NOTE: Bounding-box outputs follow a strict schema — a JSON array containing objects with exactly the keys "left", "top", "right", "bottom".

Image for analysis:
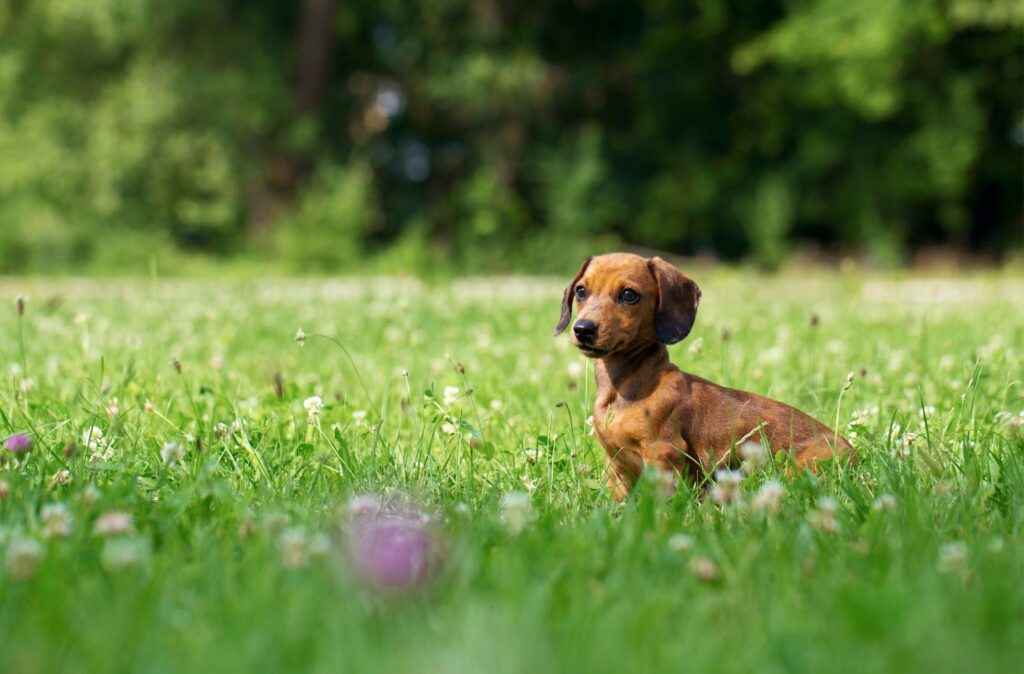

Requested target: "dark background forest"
[{"left": 0, "top": 0, "right": 1021, "bottom": 274}]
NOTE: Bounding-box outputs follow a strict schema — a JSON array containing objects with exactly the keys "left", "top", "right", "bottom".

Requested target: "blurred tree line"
[{"left": 0, "top": 0, "right": 1020, "bottom": 273}]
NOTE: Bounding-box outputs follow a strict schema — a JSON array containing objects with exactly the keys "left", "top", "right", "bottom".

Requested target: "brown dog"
[{"left": 555, "top": 253, "right": 853, "bottom": 500}]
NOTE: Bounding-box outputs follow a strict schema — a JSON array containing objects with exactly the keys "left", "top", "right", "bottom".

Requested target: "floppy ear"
[
  {"left": 647, "top": 256, "right": 701, "bottom": 344},
  {"left": 553, "top": 257, "right": 592, "bottom": 336}
]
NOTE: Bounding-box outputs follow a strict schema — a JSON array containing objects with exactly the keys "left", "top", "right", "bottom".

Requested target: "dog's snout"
[{"left": 573, "top": 320, "right": 598, "bottom": 342}]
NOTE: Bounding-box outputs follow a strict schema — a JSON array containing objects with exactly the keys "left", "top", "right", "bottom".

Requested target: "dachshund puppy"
[{"left": 555, "top": 253, "right": 853, "bottom": 500}]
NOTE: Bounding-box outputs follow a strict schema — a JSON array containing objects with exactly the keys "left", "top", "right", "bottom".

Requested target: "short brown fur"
[{"left": 555, "top": 253, "right": 853, "bottom": 500}]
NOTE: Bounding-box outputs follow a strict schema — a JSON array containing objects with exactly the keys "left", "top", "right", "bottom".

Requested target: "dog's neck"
[{"left": 595, "top": 342, "right": 669, "bottom": 401}]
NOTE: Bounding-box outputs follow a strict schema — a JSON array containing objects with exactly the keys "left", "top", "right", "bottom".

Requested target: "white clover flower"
[
  {"left": 500, "top": 492, "right": 533, "bottom": 535},
  {"left": 40, "top": 503, "right": 72, "bottom": 539},
  {"left": 443, "top": 386, "right": 460, "bottom": 407},
  {"left": 524, "top": 449, "right": 544, "bottom": 464},
  {"left": 667, "top": 533, "right": 694, "bottom": 552},
  {"left": 690, "top": 556, "right": 719, "bottom": 583},
  {"left": 19, "top": 378, "right": 35, "bottom": 393},
  {"left": 294, "top": 329, "right": 307, "bottom": 344},
  {"left": 751, "top": 480, "right": 785, "bottom": 515},
  {"left": 937, "top": 541, "right": 968, "bottom": 573},
  {"left": 809, "top": 497, "right": 839, "bottom": 533},
  {"left": 872, "top": 493, "right": 897, "bottom": 512},
  {"left": 83, "top": 485, "right": 101, "bottom": 507},
  {"left": 738, "top": 440, "right": 769, "bottom": 472},
  {"left": 93, "top": 511, "right": 133, "bottom": 537},
  {"left": 351, "top": 409, "right": 368, "bottom": 423},
  {"left": 106, "top": 398, "right": 120, "bottom": 416},
  {"left": 48, "top": 469, "right": 71, "bottom": 490},
  {"left": 710, "top": 469, "right": 744, "bottom": 506},
  {"left": 441, "top": 421, "right": 458, "bottom": 435},
  {"left": 161, "top": 441, "right": 184, "bottom": 467},
  {"left": 489, "top": 399, "right": 503, "bottom": 411},
  {"left": 5, "top": 537, "right": 44, "bottom": 581},
  {"left": 82, "top": 426, "right": 105, "bottom": 451},
  {"left": 279, "top": 527, "right": 309, "bottom": 569},
  {"left": 303, "top": 396, "right": 324, "bottom": 415},
  {"left": 566, "top": 361, "right": 584, "bottom": 380},
  {"left": 100, "top": 537, "right": 151, "bottom": 572},
  {"left": 143, "top": 400, "right": 156, "bottom": 413},
  {"left": 687, "top": 337, "right": 704, "bottom": 355}
]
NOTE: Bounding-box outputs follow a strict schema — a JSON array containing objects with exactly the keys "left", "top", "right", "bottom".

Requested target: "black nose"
[{"left": 573, "top": 320, "right": 597, "bottom": 342}]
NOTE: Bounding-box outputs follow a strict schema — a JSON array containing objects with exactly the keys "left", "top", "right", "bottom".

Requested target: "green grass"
[{"left": 0, "top": 271, "right": 1021, "bottom": 673}]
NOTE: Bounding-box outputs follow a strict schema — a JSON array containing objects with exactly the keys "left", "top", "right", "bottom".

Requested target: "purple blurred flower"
[
  {"left": 346, "top": 496, "right": 439, "bottom": 592},
  {"left": 4, "top": 433, "right": 32, "bottom": 455}
]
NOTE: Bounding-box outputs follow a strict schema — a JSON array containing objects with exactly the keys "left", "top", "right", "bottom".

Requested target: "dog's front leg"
[
  {"left": 605, "top": 448, "right": 643, "bottom": 502},
  {"left": 643, "top": 439, "right": 693, "bottom": 496}
]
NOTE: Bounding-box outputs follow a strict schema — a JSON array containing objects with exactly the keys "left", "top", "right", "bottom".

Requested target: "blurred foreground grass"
[{"left": 0, "top": 271, "right": 1021, "bottom": 673}]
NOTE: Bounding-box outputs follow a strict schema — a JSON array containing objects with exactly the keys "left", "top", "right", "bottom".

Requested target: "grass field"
[{"left": 1, "top": 271, "right": 1022, "bottom": 673}]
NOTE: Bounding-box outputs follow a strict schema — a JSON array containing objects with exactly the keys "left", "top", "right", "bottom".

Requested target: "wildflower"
[
  {"left": 351, "top": 409, "right": 368, "bottom": 423},
  {"left": 160, "top": 441, "right": 184, "bottom": 467},
  {"left": 687, "top": 337, "right": 704, "bottom": 355},
  {"left": 210, "top": 356, "right": 224, "bottom": 370},
  {"left": 443, "top": 386, "right": 460, "bottom": 407},
  {"left": 19, "top": 378, "right": 35, "bottom": 392},
  {"left": 919, "top": 405, "right": 936, "bottom": 418},
  {"left": 649, "top": 468, "right": 676, "bottom": 500},
  {"left": 304, "top": 396, "right": 324, "bottom": 415},
  {"left": 348, "top": 510, "right": 439, "bottom": 592},
  {"left": 843, "top": 371, "right": 855, "bottom": 391},
  {"left": 15, "top": 295, "right": 25, "bottom": 316},
  {"left": 0, "top": 480, "right": 9, "bottom": 499},
  {"left": 143, "top": 400, "right": 156, "bottom": 413},
  {"left": 500, "top": 492, "right": 533, "bottom": 535},
  {"left": 525, "top": 449, "right": 543, "bottom": 464},
  {"left": 809, "top": 497, "right": 839, "bottom": 533},
  {"left": 453, "top": 502, "right": 470, "bottom": 517},
  {"left": 4, "top": 433, "right": 32, "bottom": 455},
  {"left": 295, "top": 329, "right": 307, "bottom": 344},
  {"left": 441, "top": 422, "right": 458, "bottom": 435},
  {"left": 937, "top": 541, "right": 968, "bottom": 573},
  {"left": 309, "top": 532, "right": 332, "bottom": 559},
  {"left": 751, "top": 481, "right": 785, "bottom": 515},
  {"left": 690, "top": 556, "right": 719, "bottom": 583},
  {"left": 667, "top": 534, "right": 694, "bottom": 552},
  {"left": 489, "top": 399, "right": 503, "bottom": 411},
  {"left": 100, "top": 537, "right": 151, "bottom": 572},
  {"left": 40, "top": 503, "right": 72, "bottom": 539},
  {"left": 93, "top": 511, "right": 133, "bottom": 536},
  {"left": 738, "top": 440, "right": 768, "bottom": 472},
  {"left": 82, "top": 485, "right": 101, "bottom": 507},
  {"left": 567, "top": 361, "right": 584, "bottom": 381},
  {"left": 82, "top": 426, "right": 104, "bottom": 451},
  {"left": 6, "top": 538, "right": 44, "bottom": 580},
  {"left": 279, "top": 527, "right": 310, "bottom": 569},
  {"left": 106, "top": 398, "right": 119, "bottom": 416},
  {"left": 710, "top": 469, "right": 744, "bottom": 506},
  {"left": 872, "top": 493, "right": 897, "bottom": 512},
  {"left": 48, "top": 469, "right": 71, "bottom": 489}
]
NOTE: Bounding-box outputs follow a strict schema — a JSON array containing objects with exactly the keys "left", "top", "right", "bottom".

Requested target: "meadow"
[{"left": 0, "top": 270, "right": 1021, "bottom": 673}]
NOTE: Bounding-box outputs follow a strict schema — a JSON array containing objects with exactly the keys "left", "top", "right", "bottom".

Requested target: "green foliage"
[{"left": 0, "top": 0, "right": 1020, "bottom": 272}]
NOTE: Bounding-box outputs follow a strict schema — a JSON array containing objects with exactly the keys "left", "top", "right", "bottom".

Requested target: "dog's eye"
[
  {"left": 575, "top": 285, "right": 587, "bottom": 300},
  {"left": 619, "top": 288, "right": 640, "bottom": 304}
]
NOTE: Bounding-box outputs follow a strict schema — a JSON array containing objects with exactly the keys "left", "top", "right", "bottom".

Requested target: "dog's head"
[{"left": 554, "top": 253, "right": 701, "bottom": 357}]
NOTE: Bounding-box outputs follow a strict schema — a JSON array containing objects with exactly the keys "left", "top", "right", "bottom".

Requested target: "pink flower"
[
  {"left": 347, "top": 503, "right": 439, "bottom": 593},
  {"left": 4, "top": 433, "right": 32, "bottom": 455}
]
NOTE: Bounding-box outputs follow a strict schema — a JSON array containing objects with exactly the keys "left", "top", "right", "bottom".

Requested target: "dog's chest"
[{"left": 593, "top": 394, "right": 649, "bottom": 452}]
